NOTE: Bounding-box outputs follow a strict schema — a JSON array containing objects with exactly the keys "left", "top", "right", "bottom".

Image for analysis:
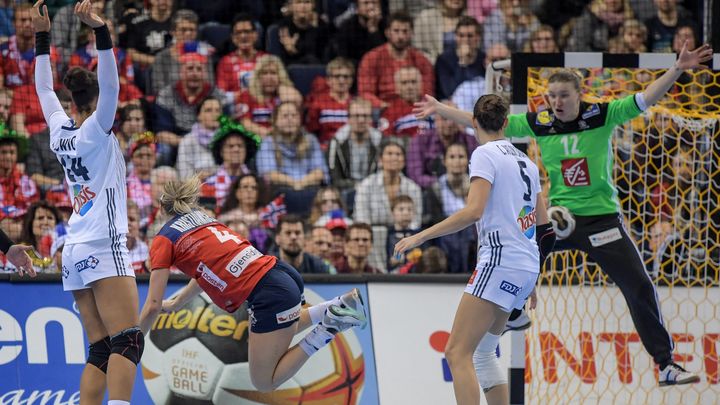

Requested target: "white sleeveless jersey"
[
  {"left": 469, "top": 139, "right": 541, "bottom": 273},
  {"left": 50, "top": 113, "right": 127, "bottom": 244}
]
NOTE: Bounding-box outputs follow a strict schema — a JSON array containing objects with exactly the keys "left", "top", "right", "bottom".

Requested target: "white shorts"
[
  {"left": 61, "top": 235, "right": 135, "bottom": 291},
  {"left": 464, "top": 265, "right": 538, "bottom": 312}
]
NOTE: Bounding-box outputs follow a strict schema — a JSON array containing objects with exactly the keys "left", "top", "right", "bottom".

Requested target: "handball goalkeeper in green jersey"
[{"left": 414, "top": 41, "right": 713, "bottom": 386}]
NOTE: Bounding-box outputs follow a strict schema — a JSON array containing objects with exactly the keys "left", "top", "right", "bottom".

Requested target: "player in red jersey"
[{"left": 139, "top": 176, "right": 368, "bottom": 392}]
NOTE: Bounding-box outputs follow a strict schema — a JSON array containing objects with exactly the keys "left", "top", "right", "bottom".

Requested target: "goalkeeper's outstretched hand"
[{"left": 675, "top": 41, "right": 713, "bottom": 70}]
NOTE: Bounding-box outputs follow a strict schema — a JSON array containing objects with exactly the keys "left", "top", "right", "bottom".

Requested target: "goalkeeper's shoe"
[
  {"left": 321, "top": 305, "right": 366, "bottom": 334},
  {"left": 659, "top": 362, "right": 700, "bottom": 386},
  {"left": 338, "top": 288, "right": 368, "bottom": 329},
  {"left": 502, "top": 308, "right": 531, "bottom": 335}
]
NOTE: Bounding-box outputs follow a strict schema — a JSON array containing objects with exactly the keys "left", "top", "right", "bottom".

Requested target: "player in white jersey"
[
  {"left": 395, "top": 94, "right": 556, "bottom": 405},
  {"left": 33, "top": 2, "right": 141, "bottom": 405}
]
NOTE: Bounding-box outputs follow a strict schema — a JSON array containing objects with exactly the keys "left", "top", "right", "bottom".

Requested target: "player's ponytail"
[
  {"left": 63, "top": 67, "right": 99, "bottom": 114},
  {"left": 160, "top": 176, "right": 201, "bottom": 216}
]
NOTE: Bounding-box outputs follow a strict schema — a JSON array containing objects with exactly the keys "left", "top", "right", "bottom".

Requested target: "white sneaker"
[
  {"left": 321, "top": 304, "right": 366, "bottom": 333},
  {"left": 338, "top": 288, "right": 368, "bottom": 328},
  {"left": 502, "top": 309, "right": 531, "bottom": 335},
  {"left": 659, "top": 363, "right": 700, "bottom": 386}
]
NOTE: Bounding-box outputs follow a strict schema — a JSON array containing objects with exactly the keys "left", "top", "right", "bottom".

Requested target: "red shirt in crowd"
[
  {"left": 0, "top": 37, "right": 60, "bottom": 87},
  {"left": 0, "top": 167, "right": 39, "bottom": 214},
  {"left": 380, "top": 95, "right": 431, "bottom": 137},
  {"left": 234, "top": 90, "right": 279, "bottom": 129},
  {"left": 150, "top": 210, "right": 275, "bottom": 313},
  {"left": 10, "top": 85, "right": 47, "bottom": 135},
  {"left": 357, "top": 44, "right": 434, "bottom": 106},
  {"left": 216, "top": 51, "right": 266, "bottom": 93},
  {"left": 304, "top": 92, "right": 350, "bottom": 147}
]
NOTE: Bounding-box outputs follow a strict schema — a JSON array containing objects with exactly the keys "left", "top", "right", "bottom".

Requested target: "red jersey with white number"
[{"left": 150, "top": 210, "right": 275, "bottom": 312}]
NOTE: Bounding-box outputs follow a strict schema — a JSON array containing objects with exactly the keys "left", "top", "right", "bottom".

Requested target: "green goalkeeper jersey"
[{"left": 505, "top": 94, "right": 643, "bottom": 216}]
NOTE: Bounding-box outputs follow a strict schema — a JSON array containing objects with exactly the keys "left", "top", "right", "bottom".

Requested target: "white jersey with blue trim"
[
  {"left": 50, "top": 114, "right": 127, "bottom": 244},
  {"left": 468, "top": 139, "right": 541, "bottom": 273}
]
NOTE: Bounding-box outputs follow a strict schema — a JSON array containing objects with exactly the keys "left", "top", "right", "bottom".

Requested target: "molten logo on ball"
[{"left": 141, "top": 290, "right": 365, "bottom": 404}]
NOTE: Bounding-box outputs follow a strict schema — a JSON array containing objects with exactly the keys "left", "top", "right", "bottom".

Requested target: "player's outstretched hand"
[
  {"left": 412, "top": 94, "right": 440, "bottom": 119},
  {"left": 8, "top": 245, "right": 36, "bottom": 277},
  {"left": 675, "top": 41, "right": 713, "bottom": 71},
  {"left": 31, "top": 0, "right": 51, "bottom": 33},
  {"left": 394, "top": 234, "right": 423, "bottom": 258},
  {"left": 75, "top": 0, "right": 105, "bottom": 28}
]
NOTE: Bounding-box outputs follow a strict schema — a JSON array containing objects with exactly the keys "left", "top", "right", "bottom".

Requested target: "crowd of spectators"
[{"left": 0, "top": 0, "right": 710, "bottom": 279}]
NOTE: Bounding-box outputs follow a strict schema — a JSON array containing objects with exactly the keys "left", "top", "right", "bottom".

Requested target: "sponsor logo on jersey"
[
  {"left": 72, "top": 184, "right": 97, "bottom": 215},
  {"left": 581, "top": 103, "right": 600, "bottom": 119},
  {"left": 75, "top": 255, "right": 99, "bottom": 273},
  {"left": 276, "top": 303, "right": 302, "bottom": 324},
  {"left": 499, "top": 280, "right": 521, "bottom": 296},
  {"left": 62, "top": 265, "right": 69, "bottom": 278},
  {"left": 225, "top": 246, "right": 262, "bottom": 278},
  {"left": 517, "top": 206, "right": 536, "bottom": 239},
  {"left": 536, "top": 110, "right": 554, "bottom": 126},
  {"left": 561, "top": 158, "right": 591, "bottom": 186},
  {"left": 578, "top": 120, "right": 588, "bottom": 130},
  {"left": 198, "top": 262, "right": 227, "bottom": 292}
]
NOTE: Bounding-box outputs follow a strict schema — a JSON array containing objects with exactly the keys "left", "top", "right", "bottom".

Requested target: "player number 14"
[{"left": 560, "top": 134, "right": 580, "bottom": 155}]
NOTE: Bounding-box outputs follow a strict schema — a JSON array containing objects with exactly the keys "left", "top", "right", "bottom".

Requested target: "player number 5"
[
  {"left": 517, "top": 161, "right": 532, "bottom": 202},
  {"left": 209, "top": 226, "right": 241, "bottom": 244}
]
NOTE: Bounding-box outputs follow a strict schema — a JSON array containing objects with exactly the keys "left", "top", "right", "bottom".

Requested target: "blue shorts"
[{"left": 246, "top": 260, "right": 305, "bottom": 333}]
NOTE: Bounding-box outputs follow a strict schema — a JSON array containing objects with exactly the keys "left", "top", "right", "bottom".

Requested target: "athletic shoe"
[
  {"left": 502, "top": 309, "right": 531, "bottom": 335},
  {"left": 338, "top": 288, "right": 368, "bottom": 328},
  {"left": 659, "top": 363, "right": 700, "bottom": 386},
  {"left": 321, "top": 304, "right": 367, "bottom": 333}
]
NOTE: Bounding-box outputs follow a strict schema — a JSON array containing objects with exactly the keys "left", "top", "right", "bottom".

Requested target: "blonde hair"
[
  {"left": 248, "top": 55, "right": 293, "bottom": 103},
  {"left": 160, "top": 176, "right": 201, "bottom": 215},
  {"left": 327, "top": 57, "right": 355, "bottom": 76}
]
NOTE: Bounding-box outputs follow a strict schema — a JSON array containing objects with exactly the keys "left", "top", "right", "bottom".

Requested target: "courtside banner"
[
  {"left": 0, "top": 282, "right": 378, "bottom": 405},
  {"left": 527, "top": 285, "right": 720, "bottom": 404},
  {"left": 368, "top": 283, "right": 513, "bottom": 405}
]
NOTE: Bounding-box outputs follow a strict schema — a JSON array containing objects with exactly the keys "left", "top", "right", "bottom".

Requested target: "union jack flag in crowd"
[{"left": 259, "top": 194, "right": 286, "bottom": 229}]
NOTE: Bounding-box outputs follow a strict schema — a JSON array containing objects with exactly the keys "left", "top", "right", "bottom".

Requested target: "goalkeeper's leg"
[{"left": 569, "top": 213, "right": 699, "bottom": 385}]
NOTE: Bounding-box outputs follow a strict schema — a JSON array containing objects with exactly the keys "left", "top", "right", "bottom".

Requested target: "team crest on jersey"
[
  {"left": 517, "top": 206, "right": 536, "bottom": 239},
  {"left": 72, "top": 184, "right": 97, "bottom": 215},
  {"left": 536, "top": 110, "right": 554, "bottom": 126},
  {"left": 581, "top": 103, "right": 600, "bottom": 119},
  {"left": 561, "top": 158, "right": 591, "bottom": 186},
  {"left": 75, "top": 255, "right": 99, "bottom": 273}
]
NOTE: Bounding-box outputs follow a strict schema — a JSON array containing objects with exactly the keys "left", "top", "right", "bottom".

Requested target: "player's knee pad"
[
  {"left": 87, "top": 336, "right": 112, "bottom": 373},
  {"left": 110, "top": 326, "right": 144, "bottom": 365},
  {"left": 473, "top": 333, "right": 506, "bottom": 391}
]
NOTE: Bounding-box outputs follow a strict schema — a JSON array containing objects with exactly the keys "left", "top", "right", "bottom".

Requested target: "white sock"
[
  {"left": 298, "top": 324, "right": 336, "bottom": 356},
  {"left": 108, "top": 401, "right": 130, "bottom": 405},
  {"left": 308, "top": 297, "right": 342, "bottom": 325}
]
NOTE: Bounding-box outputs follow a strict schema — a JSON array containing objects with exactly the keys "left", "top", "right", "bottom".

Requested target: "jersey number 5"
[
  {"left": 209, "top": 226, "right": 241, "bottom": 244},
  {"left": 60, "top": 156, "right": 90, "bottom": 182},
  {"left": 517, "top": 161, "right": 532, "bottom": 202}
]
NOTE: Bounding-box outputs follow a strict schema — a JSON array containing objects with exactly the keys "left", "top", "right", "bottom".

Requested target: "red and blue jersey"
[{"left": 150, "top": 210, "right": 275, "bottom": 312}]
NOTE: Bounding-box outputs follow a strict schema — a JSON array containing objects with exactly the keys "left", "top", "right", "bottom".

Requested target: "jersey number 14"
[{"left": 60, "top": 156, "right": 90, "bottom": 182}]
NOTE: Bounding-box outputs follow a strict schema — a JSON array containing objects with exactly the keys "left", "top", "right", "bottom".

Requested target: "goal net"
[{"left": 504, "top": 53, "right": 720, "bottom": 404}]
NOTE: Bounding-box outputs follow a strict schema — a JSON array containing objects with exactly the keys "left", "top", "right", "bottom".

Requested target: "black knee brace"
[
  {"left": 110, "top": 327, "right": 145, "bottom": 365},
  {"left": 87, "top": 336, "right": 112, "bottom": 373}
]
